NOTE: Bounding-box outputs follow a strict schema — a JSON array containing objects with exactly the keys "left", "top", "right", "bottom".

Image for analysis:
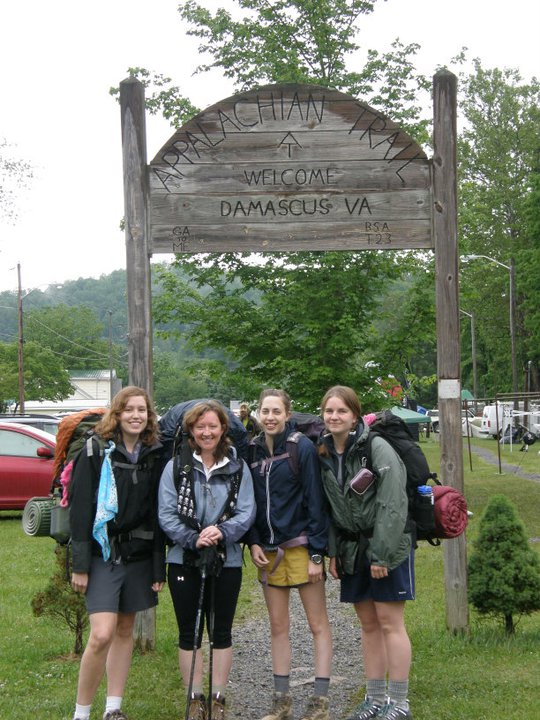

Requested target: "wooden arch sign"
[
  {"left": 148, "top": 83, "right": 432, "bottom": 253},
  {"left": 121, "top": 73, "right": 467, "bottom": 633}
]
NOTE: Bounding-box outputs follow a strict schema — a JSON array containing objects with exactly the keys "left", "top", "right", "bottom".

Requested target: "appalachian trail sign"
[{"left": 148, "top": 83, "right": 432, "bottom": 253}]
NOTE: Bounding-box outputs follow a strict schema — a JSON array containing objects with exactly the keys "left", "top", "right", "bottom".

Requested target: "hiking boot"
[
  {"left": 210, "top": 692, "right": 226, "bottom": 719},
  {"left": 103, "top": 711, "right": 129, "bottom": 720},
  {"left": 345, "top": 696, "right": 383, "bottom": 720},
  {"left": 260, "top": 692, "right": 293, "bottom": 720},
  {"left": 376, "top": 701, "right": 412, "bottom": 720},
  {"left": 187, "top": 693, "right": 208, "bottom": 720},
  {"left": 300, "top": 695, "right": 329, "bottom": 720}
]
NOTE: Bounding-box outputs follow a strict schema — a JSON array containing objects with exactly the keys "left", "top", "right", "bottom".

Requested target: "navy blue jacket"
[{"left": 246, "top": 423, "right": 328, "bottom": 556}]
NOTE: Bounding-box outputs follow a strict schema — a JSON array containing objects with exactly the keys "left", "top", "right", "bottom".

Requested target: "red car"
[{"left": 0, "top": 422, "right": 56, "bottom": 510}]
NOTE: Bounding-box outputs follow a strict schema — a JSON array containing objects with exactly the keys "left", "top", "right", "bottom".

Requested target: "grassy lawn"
[{"left": 1, "top": 436, "right": 539, "bottom": 719}]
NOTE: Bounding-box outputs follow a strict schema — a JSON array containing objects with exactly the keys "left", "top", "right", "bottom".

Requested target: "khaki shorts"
[{"left": 258, "top": 545, "right": 310, "bottom": 588}]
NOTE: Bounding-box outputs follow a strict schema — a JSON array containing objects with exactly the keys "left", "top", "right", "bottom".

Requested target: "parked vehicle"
[
  {"left": 0, "top": 422, "right": 56, "bottom": 510},
  {"left": 426, "top": 408, "right": 476, "bottom": 435},
  {"left": 426, "top": 409, "right": 440, "bottom": 432},
  {"left": 481, "top": 403, "right": 512, "bottom": 438},
  {"left": 0, "top": 414, "right": 60, "bottom": 436}
]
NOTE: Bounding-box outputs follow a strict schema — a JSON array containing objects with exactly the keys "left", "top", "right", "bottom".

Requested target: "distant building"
[{"left": 24, "top": 369, "right": 121, "bottom": 415}]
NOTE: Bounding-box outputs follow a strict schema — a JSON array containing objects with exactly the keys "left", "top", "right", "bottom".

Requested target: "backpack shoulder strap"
[
  {"left": 85, "top": 434, "right": 107, "bottom": 457},
  {"left": 217, "top": 467, "right": 243, "bottom": 524},
  {"left": 285, "top": 430, "right": 304, "bottom": 478}
]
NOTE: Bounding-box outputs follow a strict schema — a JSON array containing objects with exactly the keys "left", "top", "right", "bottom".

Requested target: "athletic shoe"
[
  {"left": 103, "top": 711, "right": 129, "bottom": 720},
  {"left": 187, "top": 693, "right": 208, "bottom": 720},
  {"left": 376, "top": 701, "right": 413, "bottom": 719},
  {"left": 211, "top": 692, "right": 226, "bottom": 719},
  {"left": 260, "top": 692, "right": 293, "bottom": 720},
  {"left": 300, "top": 695, "right": 329, "bottom": 720},
  {"left": 345, "top": 696, "right": 383, "bottom": 720}
]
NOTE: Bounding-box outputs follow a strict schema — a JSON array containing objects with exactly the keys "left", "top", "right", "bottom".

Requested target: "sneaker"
[
  {"left": 260, "top": 692, "right": 293, "bottom": 720},
  {"left": 187, "top": 693, "right": 208, "bottom": 720},
  {"left": 210, "top": 692, "right": 226, "bottom": 720},
  {"left": 376, "top": 701, "right": 413, "bottom": 720},
  {"left": 345, "top": 696, "right": 383, "bottom": 720},
  {"left": 103, "top": 712, "right": 129, "bottom": 720},
  {"left": 300, "top": 695, "right": 329, "bottom": 720}
]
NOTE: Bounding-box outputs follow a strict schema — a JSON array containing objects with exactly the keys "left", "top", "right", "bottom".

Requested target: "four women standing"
[{"left": 69, "top": 385, "right": 414, "bottom": 720}]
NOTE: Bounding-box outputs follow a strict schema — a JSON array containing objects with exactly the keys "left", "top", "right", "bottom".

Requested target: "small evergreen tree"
[
  {"left": 31, "top": 544, "right": 88, "bottom": 655},
  {"left": 468, "top": 494, "right": 540, "bottom": 634}
]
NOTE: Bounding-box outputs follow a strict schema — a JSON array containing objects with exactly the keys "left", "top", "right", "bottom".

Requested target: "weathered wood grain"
[{"left": 148, "top": 83, "right": 431, "bottom": 252}]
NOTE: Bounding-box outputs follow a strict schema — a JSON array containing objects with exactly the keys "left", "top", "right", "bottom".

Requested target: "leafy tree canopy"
[
  {"left": 25, "top": 305, "right": 111, "bottom": 372},
  {"left": 458, "top": 63, "right": 540, "bottom": 394},
  {"left": 0, "top": 341, "right": 72, "bottom": 411}
]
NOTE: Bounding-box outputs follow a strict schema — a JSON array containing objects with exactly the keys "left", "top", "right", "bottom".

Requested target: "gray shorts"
[{"left": 85, "top": 556, "right": 158, "bottom": 615}]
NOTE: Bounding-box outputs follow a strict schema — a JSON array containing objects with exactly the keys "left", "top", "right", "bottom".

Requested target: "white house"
[{"left": 24, "top": 370, "right": 121, "bottom": 415}]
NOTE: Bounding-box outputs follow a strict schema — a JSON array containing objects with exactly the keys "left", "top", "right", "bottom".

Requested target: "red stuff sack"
[{"left": 432, "top": 484, "right": 469, "bottom": 539}]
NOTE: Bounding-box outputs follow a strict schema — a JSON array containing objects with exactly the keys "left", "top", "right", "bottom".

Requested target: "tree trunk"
[{"left": 504, "top": 612, "right": 515, "bottom": 634}]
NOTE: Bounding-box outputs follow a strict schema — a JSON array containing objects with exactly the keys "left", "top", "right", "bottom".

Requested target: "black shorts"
[
  {"left": 167, "top": 563, "right": 242, "bottom": 650},
  {"left": 340, "top": 551, "right": 415, "bottom": 603},
  {"left": 85, "top": 556, "right": 158, "bottom": 615}
]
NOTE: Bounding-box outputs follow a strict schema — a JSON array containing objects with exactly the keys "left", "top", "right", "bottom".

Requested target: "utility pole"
[
  {"left": 108, "top": 310, "right": 114, "bottom": 404},
  {"left": 17, "top": 263, "right": 25, "bottom": 414}
]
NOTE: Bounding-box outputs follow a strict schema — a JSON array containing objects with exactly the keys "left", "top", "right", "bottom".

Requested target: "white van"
[{"left": 481, "top": 403, "right": 512, "bottom": 437}]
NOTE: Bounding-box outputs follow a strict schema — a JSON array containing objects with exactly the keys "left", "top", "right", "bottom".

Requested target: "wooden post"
[
  {"left": 433, "top": 70, "right": 469, "bottom": 633},
  {"left": 17, "top": 263, "right": 25, "bottom": 413},
  {"left": 120, "top": 76, "right": 156, "bottom": 649},
  {"left": 120, "top": 76, "right": 153, "bottom": 395}
]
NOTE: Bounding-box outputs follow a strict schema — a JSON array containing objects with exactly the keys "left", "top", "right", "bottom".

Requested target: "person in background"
[
  {"left": 239, "top": 402, "right": 261, "bottom": 441},
  {"left": 159, "top": 400, "right": 255, "bottom": 720},
  {"left": 247, "top": 389, "right": 332, "bottom": 720},
  {"left": 70, "top": 386, "right": 165, "bottom": 720},
  {"left": 318, "top": 386, "right": 414, "bottom": 720}
]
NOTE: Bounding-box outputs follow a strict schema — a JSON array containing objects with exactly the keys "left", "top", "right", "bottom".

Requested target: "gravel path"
[
  {"left": 466, "top": 443, "right": 540, "bottom": 482},
  {"left": 227, "top": 577, "right": 363, "bottom": 720}
]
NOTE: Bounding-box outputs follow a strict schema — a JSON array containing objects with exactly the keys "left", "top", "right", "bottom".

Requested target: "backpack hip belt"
[
  {"left": 116, "top": 527, "right": 154, "bottom": 543},
  {"left": 261, "top": 533, "right": 308, "bottom": 584}
]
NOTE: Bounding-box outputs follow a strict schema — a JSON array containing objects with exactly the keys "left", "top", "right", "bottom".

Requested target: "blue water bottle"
[
  {"left": 416, "top": 484, "right": 435, "bottom": 536},
  {"left": 417, "top": 485, "right": 434, "bottom": 504}
]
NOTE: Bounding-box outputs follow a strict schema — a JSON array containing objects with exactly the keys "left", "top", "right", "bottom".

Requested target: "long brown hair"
[
  {"left": 95, "top": 386, "right": 159, "bottom": 446},
  {"left": 183, "top": 400, "right": 231, "bottom": 462}
]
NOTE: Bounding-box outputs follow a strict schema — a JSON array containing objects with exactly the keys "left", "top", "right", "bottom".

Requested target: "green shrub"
[
  {"left": 468, "top": 494, "right": 540, "bottom": 634},
  {"left": 31, "top": 544, "right": 88, "bottom": 655}
]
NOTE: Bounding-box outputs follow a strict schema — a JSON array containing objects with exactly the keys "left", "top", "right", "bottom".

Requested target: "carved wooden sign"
[{"left": 149, "top": 83, "right": 432, "bottom": 252}]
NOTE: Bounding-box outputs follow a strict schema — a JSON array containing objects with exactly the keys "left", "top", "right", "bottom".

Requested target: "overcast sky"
[{"left": 1, "top": 0, "right": 539, "bottom": 292}]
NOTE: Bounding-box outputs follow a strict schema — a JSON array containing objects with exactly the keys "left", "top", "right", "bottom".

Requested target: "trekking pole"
[
  {"left": 185, "top": 558, "right": 207, "bottom": 720},
  {"left": 207, "top": 573, "right": 216, "bottom": 720}
]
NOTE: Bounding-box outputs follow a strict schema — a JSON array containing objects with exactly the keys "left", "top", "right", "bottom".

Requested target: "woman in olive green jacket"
[{"left": 318, "top": 386, "right": 414, "bottom": 720}]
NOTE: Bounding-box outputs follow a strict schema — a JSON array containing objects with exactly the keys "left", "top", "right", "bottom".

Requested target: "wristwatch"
[{"left": 310, "top": 553, "right": 323, "bottom": 565}]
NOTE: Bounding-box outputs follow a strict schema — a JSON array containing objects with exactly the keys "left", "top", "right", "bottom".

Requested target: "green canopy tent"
[
  {"left": 389, "top": 406, "right": 431, "bottom": 425},
  {"left": 461, "top": 389, "right": 474, "bottom": 402}
]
